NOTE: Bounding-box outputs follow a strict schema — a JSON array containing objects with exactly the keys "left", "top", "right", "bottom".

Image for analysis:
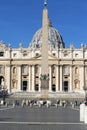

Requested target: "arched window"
[
  {"left": 74, "top": 79, "right": 80, "bottom": 89},
  {"left": 13, "top": 67, "right": 16, "bottom": 74},
  {"left": 0, "top": 52, "right": 4, "bottom": 57},
  {"left": 75, "top": 82, "right": 78, "bottom": 88},
  {"left": 13, "top": 81, "right": 16, "bottom": 88},
  {"left": 75, "top": 67, "right": 79, "bottom": 74}
]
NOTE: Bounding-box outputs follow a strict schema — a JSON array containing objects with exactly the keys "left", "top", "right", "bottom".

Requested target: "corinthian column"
[
  {"left": 70, "top": 65, "right": 73, "bottom": 92},
  {"left": 6, "top": 65, "right": 11, "bottom": 93},
  {"left": 18, "top": 65, "right": 21, "bottom": 91},
  {"left": 80, "top": 65, "right": 85, "bottom": 91},
  {"left": 60, "top": 65, "right": 63, "bottom": 92},
  {"left": 56, "top": 65, "right": 59, "bottom": 92},
  {"left": 49, "top": 65, "right": 52, "bottom": 92}
]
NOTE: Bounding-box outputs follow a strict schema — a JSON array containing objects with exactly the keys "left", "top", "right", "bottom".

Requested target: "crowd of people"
[{"left": 0, "top": 98, "right": 84, "bottom": 109}]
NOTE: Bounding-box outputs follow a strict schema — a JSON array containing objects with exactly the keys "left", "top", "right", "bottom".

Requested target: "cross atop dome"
[{"left": 44, "top": 0, "right": 47, "bottom": 8}]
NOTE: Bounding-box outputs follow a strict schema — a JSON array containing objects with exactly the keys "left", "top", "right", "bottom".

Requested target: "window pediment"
[{"left": 62, "top": 50, "right": 70, "bottom": 57}]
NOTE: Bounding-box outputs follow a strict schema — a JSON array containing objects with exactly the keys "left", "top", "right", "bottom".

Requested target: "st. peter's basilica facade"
[{"left": 0, "top": 1, "right": 86, "bottom": 99}]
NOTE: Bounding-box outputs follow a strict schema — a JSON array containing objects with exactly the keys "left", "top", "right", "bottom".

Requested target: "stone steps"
[{"left": 9, "top": 92, "right": 85, "bottom": 99}]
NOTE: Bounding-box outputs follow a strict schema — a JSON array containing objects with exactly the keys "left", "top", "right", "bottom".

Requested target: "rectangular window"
[
  {"left": 23, "top": 53, "right": 27, "bottom": 57},
  {"left": 75, "top": 53, "right": 78, "bottom": 58},
  {"left": 0, "top": 52, "right": 4, "bottom": 57}
]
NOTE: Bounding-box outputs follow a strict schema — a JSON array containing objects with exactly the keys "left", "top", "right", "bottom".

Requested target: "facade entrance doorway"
[
  {"left": 22, "top": 81, "right": 27, "bottom": 91},
  {"left": 63, "top": 81, "right": 68, "bottom": 92}
]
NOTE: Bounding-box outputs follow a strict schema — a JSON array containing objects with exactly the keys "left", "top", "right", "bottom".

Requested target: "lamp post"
[{"left": 83, "top": 86, "right": 87, "bottom": 101}]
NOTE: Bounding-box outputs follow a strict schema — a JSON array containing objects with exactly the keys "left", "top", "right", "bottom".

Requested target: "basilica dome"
[{"left": 30, "top": 21, "right": 65, "bottom": 49}]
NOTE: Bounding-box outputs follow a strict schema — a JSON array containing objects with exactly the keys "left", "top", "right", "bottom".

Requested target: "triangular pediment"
[
  {"left": 48, "top": 54, "right": 58, "bottom": 59},
  {"left": 30, "top": 54, "right": 57, "bottom": 60}
]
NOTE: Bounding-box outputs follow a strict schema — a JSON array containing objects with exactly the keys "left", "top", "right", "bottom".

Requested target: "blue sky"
[{"left": 0, "top": 0, "right": 87, "bottom": 48}]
